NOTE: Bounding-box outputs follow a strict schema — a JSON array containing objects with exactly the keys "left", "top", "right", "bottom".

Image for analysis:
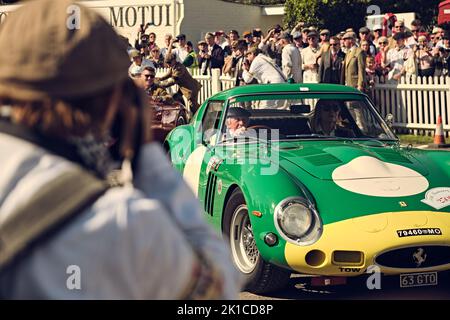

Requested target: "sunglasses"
[
  {"left": 380, "top": 41, "right": 388, "bottom": 45},
  {"left": 330, "top": 43, "right": 339, "bottom": 46},
  {"left": 374, "top": 29, "right": 382, "bottom": 32},
  {"left": 395, "top": 26, "right": 404, "bottom": 29},
  {"left": 144, "top": 74, "right": 155, "bottom": 79},
  {"left": 360, "top": 32, "right": 369, "bottom": 35},
  {"left": 411, "top": 29, "right": 419, "bottom": 33}
]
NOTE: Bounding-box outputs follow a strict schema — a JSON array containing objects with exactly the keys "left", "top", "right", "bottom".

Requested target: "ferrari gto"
[{"left": 164, "top": 83, "right": 450, "bottom": 293}]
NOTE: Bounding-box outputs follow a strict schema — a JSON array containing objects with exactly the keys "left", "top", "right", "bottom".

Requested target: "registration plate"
[{"left": 400, "top": 272, "right": 438, "bottom": 288}]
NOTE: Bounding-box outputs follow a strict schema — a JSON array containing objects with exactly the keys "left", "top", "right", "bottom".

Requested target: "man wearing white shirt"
[
  {"left": 384, "top": 32, "right": 413, "bottom": 81},
  {"left": 242, "top": 47, "right": 286, "bottom": 84},
  {"left": 128, "top": 49, "right": 155, "bottom": 78},
  {"left": 171, "top": 34, "right": 189, "bottom": 63},
  {"left": 301, "top": 31, "right": 320, "bottom": 83},
  {"left": 279, "top": 32, "right": 302, "bottom": 83}
]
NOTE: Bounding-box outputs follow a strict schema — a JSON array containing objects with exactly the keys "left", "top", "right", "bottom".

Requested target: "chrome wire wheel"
[{"left": 230, "top": 205, "right": 259, "bottom": 274}]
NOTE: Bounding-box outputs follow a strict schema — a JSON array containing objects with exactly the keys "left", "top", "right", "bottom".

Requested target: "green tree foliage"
[
  {"left": 221, "top": 0, "right": 285, "bottom": 4},
  {"left": 284, "top": 0, "right": 442, "bottom": 34}
]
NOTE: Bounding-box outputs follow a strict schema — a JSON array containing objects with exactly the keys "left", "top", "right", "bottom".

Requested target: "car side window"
[{"left": 201, "top": 101, "right": 224, "bottom": 145}]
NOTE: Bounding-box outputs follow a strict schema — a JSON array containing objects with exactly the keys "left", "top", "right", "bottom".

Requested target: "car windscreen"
[{"left": 224, "top": 93, "right": 397, "bottom": 141}]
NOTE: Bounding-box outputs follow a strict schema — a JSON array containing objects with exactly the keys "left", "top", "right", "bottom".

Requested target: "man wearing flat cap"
[
  {"left": 0, "top": 0, "right": 240, "bottom": 299},
  {"left": 158, "top": 53, "right": 202, "bottom": 114},
  {"left": 279, "top": 32, "right": 302, "bottom": 83},
  {"left": 128, "top": 49, "right": 154, "bottom": 78},
  {"left": 242, "top": 47, "right": 286, "bottom": 85},
  {"left": 301, "top": 31, "right": 320, "bottom": 83},
  {"left": 341, "top": 31, "right": 366, "bottom": 91},
  {"left": 383, "top": 31, "right": 414, "bottom": 81},
  {"left": 224, "top": 107, "right": 251, "bottom": 139},
  {"left": 319, "top": 29, "right": 331, "bottom": 51},
  {"left": 359, "top": 26, "right": 376, "bottom": 57}
]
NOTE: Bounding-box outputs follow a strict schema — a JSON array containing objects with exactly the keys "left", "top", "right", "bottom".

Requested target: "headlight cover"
[{"left": 274, "top": 197, "right": 322, "bottom": 246}]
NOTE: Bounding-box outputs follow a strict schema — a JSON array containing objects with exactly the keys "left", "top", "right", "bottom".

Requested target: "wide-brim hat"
[{"left": 0, "top": 0, "right": 130, "bottom": 100}]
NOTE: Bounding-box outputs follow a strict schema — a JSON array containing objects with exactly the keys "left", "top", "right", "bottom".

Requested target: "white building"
[{"left": 0, "top": 0, "right": 284, "bottom": 47}]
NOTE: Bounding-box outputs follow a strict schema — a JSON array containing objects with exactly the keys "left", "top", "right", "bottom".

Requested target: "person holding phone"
[{"left": 0, "top": 0, "right": 241, "bottom": 299}]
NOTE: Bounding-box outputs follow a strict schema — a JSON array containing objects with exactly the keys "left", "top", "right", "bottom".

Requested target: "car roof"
[{"left": 209, "top": 83, "right": 362, "bottom": 101}]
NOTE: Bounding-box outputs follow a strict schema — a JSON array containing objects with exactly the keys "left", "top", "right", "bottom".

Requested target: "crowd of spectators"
[{"left": 127, "top": 19, "right": 450, "bottom": 94}]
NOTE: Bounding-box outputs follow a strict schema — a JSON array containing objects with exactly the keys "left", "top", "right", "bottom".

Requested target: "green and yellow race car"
[{"left": 165, "top": 83, "right": 450, "bottom": 293}]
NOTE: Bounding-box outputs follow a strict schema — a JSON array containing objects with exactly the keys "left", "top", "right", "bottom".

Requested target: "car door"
[{"left": 182, "top": 100, "right": 225, "bottom": 198}]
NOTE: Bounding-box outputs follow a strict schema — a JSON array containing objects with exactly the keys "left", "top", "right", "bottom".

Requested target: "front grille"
[{"left": 375, "top": 246, "right": 450, "bottom": 269}]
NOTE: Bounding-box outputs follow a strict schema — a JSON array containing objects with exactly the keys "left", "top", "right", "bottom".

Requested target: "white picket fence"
[
  {"left": 155, "top": 67, "right": 450, "bottom": 136},
  {"left": 372, "top": 76, "right": 450, "bottom": 136}
]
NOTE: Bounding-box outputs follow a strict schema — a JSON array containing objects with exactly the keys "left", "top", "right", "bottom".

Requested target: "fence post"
[{"left": 211, "top": 68, "right": 221, "bottom": 96}]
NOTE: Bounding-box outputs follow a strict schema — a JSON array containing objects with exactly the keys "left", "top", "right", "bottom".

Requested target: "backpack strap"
[
  {"left": 259, "top": 54, "right": 288, "bottom": 81},
  {"left": 0, "top": 165, "right": 108, "bottom": 270}
]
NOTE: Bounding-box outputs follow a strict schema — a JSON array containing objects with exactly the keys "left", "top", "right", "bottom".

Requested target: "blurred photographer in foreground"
[{"left": 0, "top": 0, "right": 241, "bottom": 299}]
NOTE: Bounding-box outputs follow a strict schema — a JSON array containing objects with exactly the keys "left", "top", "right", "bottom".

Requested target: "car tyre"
[{"left": 223, "top": 189, "right": 291, "bottom": 294}]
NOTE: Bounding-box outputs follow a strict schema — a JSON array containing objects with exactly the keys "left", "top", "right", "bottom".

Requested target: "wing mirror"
[{"left": 385, "top": 113, "right": 394, "bottom": 128}]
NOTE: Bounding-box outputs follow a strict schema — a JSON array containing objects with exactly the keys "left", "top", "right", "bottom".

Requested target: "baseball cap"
[
  {"left": 320, "top": 29, "right": 330, "bottom": 35},
  {"left": 0, "top": 0, "right": 130, "bottom": 100}
]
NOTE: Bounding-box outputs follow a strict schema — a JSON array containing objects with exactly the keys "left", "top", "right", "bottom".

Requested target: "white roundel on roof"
[{"left": 332, "top": 156, "right": 429, "bottom": 197}]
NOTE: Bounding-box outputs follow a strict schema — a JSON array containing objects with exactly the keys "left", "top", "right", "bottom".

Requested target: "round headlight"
[
  {"left": 274, "top": 197, "right": 323, "bottom": 246},
  {"left": 278, "top": 202, "right": 313, "bottom": 238}
]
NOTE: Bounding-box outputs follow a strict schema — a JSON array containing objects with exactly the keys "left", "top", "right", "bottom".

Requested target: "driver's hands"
[{"left": 233, "top": 127, "right": 247, "bottom": 136}]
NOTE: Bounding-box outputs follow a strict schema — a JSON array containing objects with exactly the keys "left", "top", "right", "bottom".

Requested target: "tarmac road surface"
[{"left": 240, "top": 273, "right": 450, "bottom": 300}]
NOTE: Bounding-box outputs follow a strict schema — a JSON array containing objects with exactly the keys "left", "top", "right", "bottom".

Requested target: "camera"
[
  {"left": 253, "top": 30, "right": 262, "bottom": 37},
  {"left": 273, "top": 25, "right": 282, "bottom": 34}
]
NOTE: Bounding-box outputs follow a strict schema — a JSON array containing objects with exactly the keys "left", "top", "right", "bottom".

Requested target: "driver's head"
[
  {"left": 313, "top": 100, "right": 341, "bottom": 129},
  {"left": 226, "top": 107, "right": 250, "bottom": 132},
  {"left": 141, "top": 66, "right": 156, "bottom": 90}
]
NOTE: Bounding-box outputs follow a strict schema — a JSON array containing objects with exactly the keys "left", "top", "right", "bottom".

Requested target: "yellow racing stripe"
[{"left": 285, "top": 211, "right": 450, "bottom": 276}]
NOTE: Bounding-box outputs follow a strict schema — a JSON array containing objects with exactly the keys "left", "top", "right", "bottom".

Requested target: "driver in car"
[
  {"left": 141, "top": 66, "right": 174, "bottom": 104},
  {"left": 311, "top": 100, "right": 355, "bottom": 137},
  {"left": 223, "top": 107, "right": 251, "bottom": 139}
]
